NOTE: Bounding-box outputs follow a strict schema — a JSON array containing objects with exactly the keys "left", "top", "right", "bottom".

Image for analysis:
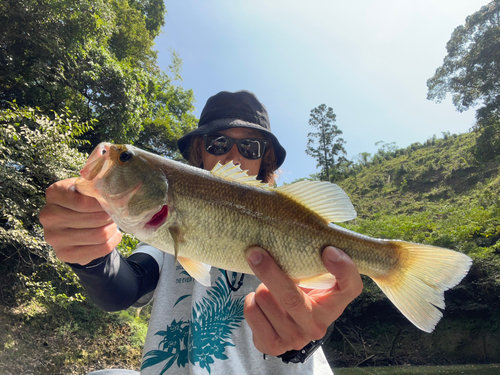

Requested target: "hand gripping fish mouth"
[{"left": 75, "top": 143, "right": 170, "bottom": 235}]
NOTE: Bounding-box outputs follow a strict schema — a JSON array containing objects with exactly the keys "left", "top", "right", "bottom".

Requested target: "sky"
[{"left": 156, "top": 0, "right": 490, "bottom": 184}]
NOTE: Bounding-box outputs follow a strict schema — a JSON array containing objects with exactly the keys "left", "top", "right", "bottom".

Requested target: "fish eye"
[{"left": 119, "top": 151, "right": 133, "bottom": 163}]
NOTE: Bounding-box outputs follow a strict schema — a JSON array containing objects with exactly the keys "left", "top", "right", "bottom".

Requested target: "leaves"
[
  {"left": 0, "top": 103, "right": 91, "bottom": 305},
  {"left": 427, "top": 1, "right": 500, "bottom": 119},
  {"left": 0, "top": 0, "right": 196, "bottom": 151},
  {"left": 426, "top": 1, "right": 500, "bottom": 161}
]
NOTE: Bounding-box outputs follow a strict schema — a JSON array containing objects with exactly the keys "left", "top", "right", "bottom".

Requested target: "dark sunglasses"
[{"left": 203, "top": 133, "right": 269, "bottom": 160}]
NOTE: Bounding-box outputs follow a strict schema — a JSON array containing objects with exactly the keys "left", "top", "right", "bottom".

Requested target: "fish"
[{"left": 75, "top": 142, "right": 472, "bottom": 333}]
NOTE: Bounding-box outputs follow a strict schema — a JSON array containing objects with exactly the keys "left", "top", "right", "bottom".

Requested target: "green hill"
[
  {"left": 324, "top": 131, "right": 500, "bottom": 368},
  {"left": 342, "top": 131, "right": 499, "bottom": 254}
]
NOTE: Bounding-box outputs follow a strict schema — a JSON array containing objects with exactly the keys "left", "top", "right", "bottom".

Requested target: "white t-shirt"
[{"left": 134, "top": 244, "right": 334, "bottom": 375}]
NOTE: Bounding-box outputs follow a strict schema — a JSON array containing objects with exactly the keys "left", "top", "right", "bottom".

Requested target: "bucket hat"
[{"left": 177, "top": 90, "right": 286, "bottom": 168}]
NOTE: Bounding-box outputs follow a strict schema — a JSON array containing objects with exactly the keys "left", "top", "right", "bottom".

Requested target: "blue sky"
[{"left": 156, "top": 1, "right": 489, "bottom": 184}]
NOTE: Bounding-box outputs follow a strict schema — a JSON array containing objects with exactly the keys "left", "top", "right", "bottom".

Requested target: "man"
[{"left": 40, "top": 91, "right": 362, "bottom": 374}]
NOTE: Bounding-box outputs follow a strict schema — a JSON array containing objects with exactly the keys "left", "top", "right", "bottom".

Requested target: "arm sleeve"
[{"left": 68, "top": 247, "right": 160, "bottom": 311}]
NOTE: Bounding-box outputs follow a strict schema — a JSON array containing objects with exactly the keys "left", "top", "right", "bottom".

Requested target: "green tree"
[
  {"left": 0, "top": 104, "right": 90, "bottom": 303},
  {"left": 0, "top": 0, "right": 196, "bottom": 150},
  {"left": 305, "top": 104, "right": 348, "bottom": 182},
  {"left": 427, "top": 0, "right": 500, "bottom": 159},
  {"left": 427, "top": 0, "right": 500, "bottom": 114},
  {"left": 135, "top": 62, "right": 198, "bottom": 159}
]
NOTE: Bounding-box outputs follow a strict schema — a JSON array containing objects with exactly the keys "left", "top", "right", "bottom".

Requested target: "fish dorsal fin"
[
  {"left": 275, "top": 181, "right": 356, "bottom": 223},
  {"left": 177, "top": 256, "right": 212, "bottom": 287},
  {"left": 211, "top": 161, "right": 264, "bottom": 187},
  {"left": 296, "top": 273, "right": 337, "bottom": 289}
]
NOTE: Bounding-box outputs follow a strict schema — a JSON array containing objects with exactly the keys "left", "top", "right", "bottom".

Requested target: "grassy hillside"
[
  {"left": 324, "top": 131, "right": 500, "bottom": 367},
  {"left": 341, "top": 131, "right": 499, "bottom": 255}
]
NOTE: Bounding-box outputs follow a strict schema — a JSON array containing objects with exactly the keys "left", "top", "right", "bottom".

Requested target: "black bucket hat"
[{"left": 177, "top": 90, "right": 286, "bottom": 168}]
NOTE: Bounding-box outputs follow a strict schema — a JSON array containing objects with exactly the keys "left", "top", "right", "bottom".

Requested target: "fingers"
[
  {"left": 44, "top": 221, "right": 119, "bottom": 249},
  {"left": 244, "top": 286, "right": 313, "bottom": 356},
  {"left": 318, "top": 246, "right": 364, "bottom": 307},
  {"left": 245, "top": 247, "right": 313, "bottom": 324},
  {"left": 45, "top": 177, "right": 105, "bottom": 213},
  {"left": 244, "top": 247, "right": 327, "bottom": 355},
  {"left": 244, "top": 292, "right": 292, "bottom": 356},
  {"left": 40, "top": 178, "right": 119, "bottom": 265},
  {"left": 244, "top": 245, "right": 363, "bottom": 356},
  {"left": 55, "top": 229, "right": 123, "bottom": 265},
  {"left": 40, "top": 200, "right": 113, "bottom": 230}
]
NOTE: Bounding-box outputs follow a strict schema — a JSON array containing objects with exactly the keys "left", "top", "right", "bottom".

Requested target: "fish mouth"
[{"left": 144, "top": 205, "right": 169, "bottom": 231}]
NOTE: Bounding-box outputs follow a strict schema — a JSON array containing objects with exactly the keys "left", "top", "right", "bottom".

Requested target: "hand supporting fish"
[
  {"left": 244, "top": 245, "right": 363, "bottom": 357},
  {"left": 75, "top": 142, "right": 472, "bottom": 333}
]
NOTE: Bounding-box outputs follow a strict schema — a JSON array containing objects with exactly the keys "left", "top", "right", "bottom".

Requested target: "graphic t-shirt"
[{"left": 134, "top": 244, "right": 334, "bottom": 375}]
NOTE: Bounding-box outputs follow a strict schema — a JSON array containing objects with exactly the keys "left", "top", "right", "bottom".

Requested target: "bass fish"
[{"left": 75, "top": 143, "right": 472, "bottom": 333}]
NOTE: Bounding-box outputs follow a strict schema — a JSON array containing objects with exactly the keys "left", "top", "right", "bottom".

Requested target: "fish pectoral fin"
[
  {"left": 275, "top": 181, "right": 356, "bottom": 223},
  {"left": 168, "top": 225, "right": 183, "bottom": 264},
  {"left": 177, "top": 257, "right": 212, "bottom": 287},
  {"left": 211, "top": 161, "right": 265, "bottom": 187},
  {"left": 296, "top": 273, "right": 337, "bottom": 289}
]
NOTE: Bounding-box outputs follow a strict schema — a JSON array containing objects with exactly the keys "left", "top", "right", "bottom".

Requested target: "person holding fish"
[
  {"left": 40, "top": 91, "right": 364, "bottom": 374},
  {"left": 40, "top": 90, "right": 471, "bottom": 374}
]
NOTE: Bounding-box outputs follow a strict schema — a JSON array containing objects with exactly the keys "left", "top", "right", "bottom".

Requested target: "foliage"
[
  {"left": 0, "top": 299, "right": 147, "bottom": 373},
  {"left": 427, "top": 0, "right": 500, "bottom": 158},
  {"left": 134, "top": 71, "right": 199, "bottom": 159},
  {"left": 427, "top": 0, "right": 500, "bottom": 114},
  {"left": 0, "top": 103, "right": 91, "bottom": 305},
  {"left": 0, "top": 104, "right": 152, "bottom": 373},
  {"left": 306, "top": 104, "right": 348, "bottom": 182},
  {"left": 474, "top": 111, "right": 500, "bottom": 162},
  {"left": 0, "top": 0, "right": 197, "bottom": 150},
  {"left": 0, "top": 2, "right": 198, "bottom": 372}
]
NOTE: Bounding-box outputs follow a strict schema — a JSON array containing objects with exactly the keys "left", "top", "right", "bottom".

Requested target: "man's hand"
[
  {"left": 244, "top": 246, "right": 362, "bottom": 356},
  {"left": 39, "top": 178, "right": 122, "bottom": 265}
]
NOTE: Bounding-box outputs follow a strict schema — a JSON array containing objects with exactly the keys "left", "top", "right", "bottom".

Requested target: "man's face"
[{"left": 201, "top": 127, "right": 264, "bottom": 177}]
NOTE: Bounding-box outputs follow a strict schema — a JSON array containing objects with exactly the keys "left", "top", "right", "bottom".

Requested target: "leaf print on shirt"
[{"left": 141, "top": 271, "right": 245, "bottom": 374}]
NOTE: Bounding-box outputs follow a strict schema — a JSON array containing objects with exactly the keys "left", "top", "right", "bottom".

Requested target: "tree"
[
  {"left": 427, "top": 1, "right": 500, "bottom": 160},
  {"left": 0, "top": 103, "right": 91, "bottom": 303},
  {"left": 134, "top": 63, "right": 198, "bottom": 159},
  {"left": 305, "top": 104, "right": 348, "bottom": 182},
  {"left": 427, "top": 0, "right": 500, "bottom": 114},
  {"left": 0, "top": 0, "right": 196, "bottom": 150}
]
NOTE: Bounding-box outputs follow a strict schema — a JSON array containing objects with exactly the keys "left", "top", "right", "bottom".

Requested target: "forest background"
[{"left": 0, "top": 0, "right": 499, "bottom": 374}]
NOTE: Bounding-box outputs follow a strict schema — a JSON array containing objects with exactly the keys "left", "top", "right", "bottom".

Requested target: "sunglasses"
[{"left": 203, "top": 133, "right": 269, "bottom": 160}]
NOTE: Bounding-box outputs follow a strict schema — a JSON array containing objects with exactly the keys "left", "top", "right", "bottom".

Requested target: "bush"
[{"left": 0, "top": 103, "right": 91, "bottom": 305}]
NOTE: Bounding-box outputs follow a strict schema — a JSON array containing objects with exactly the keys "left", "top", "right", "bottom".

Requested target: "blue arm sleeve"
[{"left": 68, "top": 248, "right": 160, "bottom": 311}]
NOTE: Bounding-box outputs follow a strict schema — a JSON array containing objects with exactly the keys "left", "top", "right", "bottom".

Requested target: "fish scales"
[{"left": 150, "top": 163, "right": 400, "bottom": 281}]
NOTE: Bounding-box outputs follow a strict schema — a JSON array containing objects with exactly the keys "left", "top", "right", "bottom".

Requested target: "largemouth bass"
[{"left": 75, "top": 143, "right": 472, "bottom": 333}]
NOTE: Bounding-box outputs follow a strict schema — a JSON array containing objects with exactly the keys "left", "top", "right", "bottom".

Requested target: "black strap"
[
  {"left": 276, "top": 323, "right": 335, "bottom": 364},
  {"left": 224, "top": 270, "right": 245, "bottom": 292}
]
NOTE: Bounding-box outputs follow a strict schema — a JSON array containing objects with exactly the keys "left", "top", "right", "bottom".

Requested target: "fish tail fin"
[{"left": 371, "top": 241, "right": 472, "bottom": 333}]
